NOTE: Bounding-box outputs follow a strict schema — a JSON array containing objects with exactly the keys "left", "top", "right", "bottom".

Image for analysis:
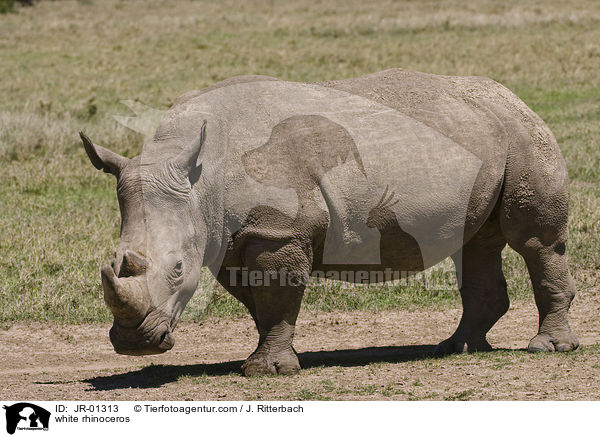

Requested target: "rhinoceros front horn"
[{"left": 101, "top": 264, "right": 149, "bottom": 327}]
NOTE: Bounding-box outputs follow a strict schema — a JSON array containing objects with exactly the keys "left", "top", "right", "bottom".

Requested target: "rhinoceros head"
[{"left": 79, "top": 122, "right": 207, "bottom": 355}]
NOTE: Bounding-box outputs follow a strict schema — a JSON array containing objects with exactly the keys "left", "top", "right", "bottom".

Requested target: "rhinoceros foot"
[
  {"left": 528, "top": 332, "right": 579, "bottom": 353},
  {"left": 433, "top": 335, "right": 493, "bottom": 356},
  {"left": 241, "top": 347, "right": 300, "bottom": 376}
]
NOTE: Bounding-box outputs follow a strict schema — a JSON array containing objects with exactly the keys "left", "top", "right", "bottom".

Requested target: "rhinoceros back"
[{"left": 145, "top": 70, "right": 510, "bottom": 269}]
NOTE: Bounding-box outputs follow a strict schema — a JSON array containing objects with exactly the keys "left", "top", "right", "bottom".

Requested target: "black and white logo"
[{"left": 3, "top": 403, "right": 50, "bottom": 435}]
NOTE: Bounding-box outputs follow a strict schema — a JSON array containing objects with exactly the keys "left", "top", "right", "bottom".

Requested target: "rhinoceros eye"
[{"left": 173, "top": 261, "right": 183, "bottom": 277}]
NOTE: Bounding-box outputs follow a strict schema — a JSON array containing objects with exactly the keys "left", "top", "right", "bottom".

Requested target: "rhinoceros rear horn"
[
  {"left": 172, "top": 120, "right": 207, "bottom": 179},
  {"left": 79, "top": 132, "right": 129, "bottom": 176},
  {"left": 120, "top": 250, "right": 148, "bottom": 277}
]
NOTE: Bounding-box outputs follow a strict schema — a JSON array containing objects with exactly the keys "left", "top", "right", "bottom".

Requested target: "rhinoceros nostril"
[{"left": 159, "top": 331, "right": 168, "bottom": 344}]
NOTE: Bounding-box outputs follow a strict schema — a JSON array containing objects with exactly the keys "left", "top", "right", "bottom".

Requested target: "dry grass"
[{"left": 2, "top": 293, "right": 600, "bottom": 400}]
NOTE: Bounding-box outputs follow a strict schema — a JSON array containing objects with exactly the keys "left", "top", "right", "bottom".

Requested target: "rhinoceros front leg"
[
  {"left": 238, "top": 238, "right": 310, "bottom": 376},
  {"left": 435, "top": 217, "right": 510, "bottom": 354}
]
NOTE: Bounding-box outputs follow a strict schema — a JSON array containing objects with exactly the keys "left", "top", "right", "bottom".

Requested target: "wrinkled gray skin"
[{"left": 81, "top": 69, "right": 578, "bottom": 375}]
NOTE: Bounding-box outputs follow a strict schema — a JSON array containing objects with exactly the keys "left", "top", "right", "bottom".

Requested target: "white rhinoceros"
[{"left": 80, "top": 69, "right": 578, "bottom": 375}]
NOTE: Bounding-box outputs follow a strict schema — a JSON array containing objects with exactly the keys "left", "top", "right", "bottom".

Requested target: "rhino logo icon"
[{"left": 3, "top": 403, "right": 50, "bottom": 435}]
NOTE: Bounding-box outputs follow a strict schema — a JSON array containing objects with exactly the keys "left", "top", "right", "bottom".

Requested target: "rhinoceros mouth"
[
  {"left": 111, "top": 332, "right": 174, "bottom": 356},
  {"left": 109, "top": 308, "right": 174, "bottom": 355}
]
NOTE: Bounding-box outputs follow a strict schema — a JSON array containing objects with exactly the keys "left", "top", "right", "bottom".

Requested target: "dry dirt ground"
[{"left": 2, "top": 290, "right": 600, "bottom": 401}]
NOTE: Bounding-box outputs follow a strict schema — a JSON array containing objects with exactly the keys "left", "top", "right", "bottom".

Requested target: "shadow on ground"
[{"left": 77, "top": 345, "right": 437, "bottom": 391}]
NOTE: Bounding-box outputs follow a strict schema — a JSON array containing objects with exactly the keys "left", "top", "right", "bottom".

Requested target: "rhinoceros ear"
[
  {"left": 79, "top": 132, "right": 129, "bottom": 176},
  {"left": 172, "top": 120, "right": 207, "bottom": 185}
]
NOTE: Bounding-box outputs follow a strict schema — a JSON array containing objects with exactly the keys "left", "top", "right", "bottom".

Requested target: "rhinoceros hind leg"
[
  {"left": 499, "top": 149, "right": 578, "bottom": 353},
  {"left": 238, "top": 238, "right": 310, "bottom": 376},
  {"left": 435, "top": 215, "right": 509, "bottom": 355},
  {"left": 511, "top": 242, "right": 578, "bottom": 353}
]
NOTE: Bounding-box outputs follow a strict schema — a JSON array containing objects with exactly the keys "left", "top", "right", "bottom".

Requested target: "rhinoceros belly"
[{"left": 315, "top": 127, "right": 482, "bottom": 269}]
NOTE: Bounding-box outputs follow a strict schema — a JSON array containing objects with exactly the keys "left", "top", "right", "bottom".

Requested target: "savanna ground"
[{"left": 0, "top": 0, "right": 599, "bottom": 400}]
